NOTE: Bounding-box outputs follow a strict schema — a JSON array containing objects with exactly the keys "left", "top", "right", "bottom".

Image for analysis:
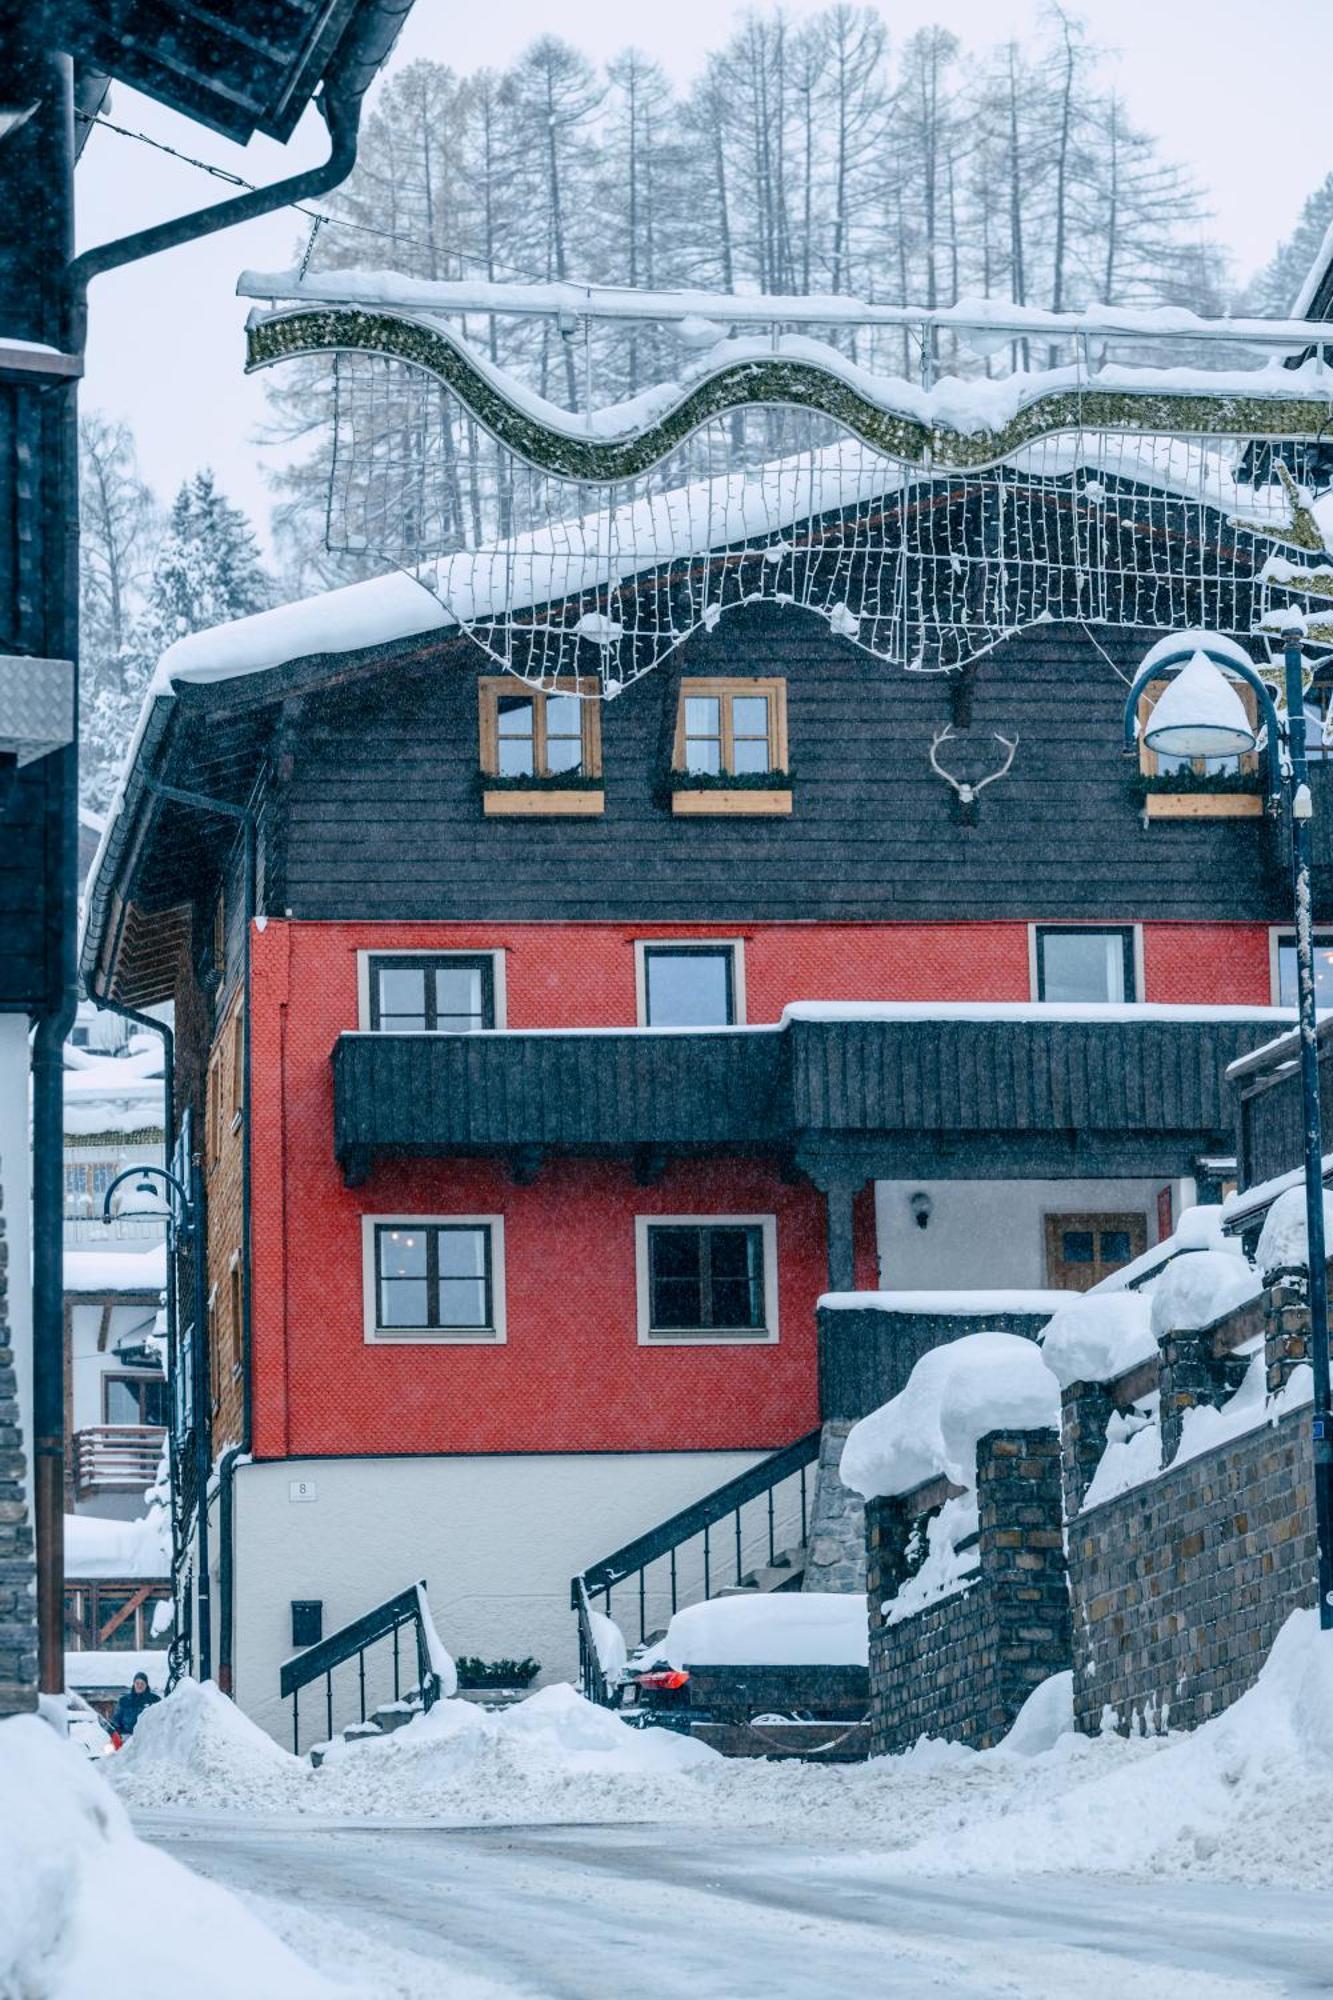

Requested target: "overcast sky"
[{"left": 78, "top": 0, "right": 1333, "bottom": 550}]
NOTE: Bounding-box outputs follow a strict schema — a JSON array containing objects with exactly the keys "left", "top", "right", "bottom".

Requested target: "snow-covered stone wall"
[{"left": 864, "top": 1427, "right": 1070, "bottom": 1755}]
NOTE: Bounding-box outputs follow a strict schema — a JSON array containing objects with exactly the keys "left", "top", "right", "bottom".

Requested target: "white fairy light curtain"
[{"left": 299, "top": 333, "right": 1333, "bottom": 695}]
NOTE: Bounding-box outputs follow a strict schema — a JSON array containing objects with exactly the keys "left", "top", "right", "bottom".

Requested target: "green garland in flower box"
[
  {"left": 482, "top": 770, "right": 604, "bottom": 791},
  {"left": 1131, "top": 768, "right": 1264, "bottom": 799},
  {"left": 667, "top": 768, "right": 793, "bottom": 791}
]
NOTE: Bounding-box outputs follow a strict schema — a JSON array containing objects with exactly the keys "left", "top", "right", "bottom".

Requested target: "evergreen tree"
[
  {"left": 81, "top": 467, "right": 270, "bottom": 810},
  {"left": 1244, "top": 173, "right": 1333, "bottom": 317}
]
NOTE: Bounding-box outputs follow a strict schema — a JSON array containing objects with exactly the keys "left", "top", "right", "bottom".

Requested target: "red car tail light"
[{"left": 635, "top": 1669, "right": 690, "bottom": 1691}]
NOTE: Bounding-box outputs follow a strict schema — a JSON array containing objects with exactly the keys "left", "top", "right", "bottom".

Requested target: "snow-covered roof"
[
  {"left": 65, "top": 1508, "right": 170, "bottom": 1580},
  {"left": 63, "top": 1044, "right": 166, "bottom": 1138},
  {"left": 63, "top": 1243, "right": 167, "bottom": 1295}
]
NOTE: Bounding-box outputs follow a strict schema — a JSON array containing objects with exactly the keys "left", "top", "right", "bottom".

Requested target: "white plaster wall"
[
  {"left": 0, "top": 1016, "right": 31, "bottom": 1506},
  {"left": 232, "top": 1450, "right": 767, "bottom": 1742},
  {"left": 68, "top": 1300, "right": 160, "bottom": 1432},
  {"left": 874, "top": 1176, "right": 1192, "bottom": 1291}
]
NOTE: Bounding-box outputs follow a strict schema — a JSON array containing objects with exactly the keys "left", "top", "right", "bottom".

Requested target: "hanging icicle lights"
[{"left": 243, "top": 281, "right": 1333, "bottom": 695}]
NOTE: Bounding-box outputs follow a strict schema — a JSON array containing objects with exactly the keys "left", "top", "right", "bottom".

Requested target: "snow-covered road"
[{"left": 141, "top": 1815, "right": 1332, "bottom": 1998}]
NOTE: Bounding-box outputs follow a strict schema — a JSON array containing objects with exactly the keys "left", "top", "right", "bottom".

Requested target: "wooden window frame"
[
  {"left": 478, "top": 676, "right": 602, "bottom": 781},
  {"left": 634, "top": 1214, "right": 778, "bottom": 1345},
  {"left": 101, "top": 1371, "right": 168, "bottom": 1426},
  {"left": 362, "top": 1215, "right": 507, "bottom": 1345},
  {"left": 672, "top": 678, "right": 788, "bottom": 779},
  {"left": 228, "top": 1008, "right": 244, "bottom": 1128},
  {"left": 364, "top": 952, "right": 498, "bottom": 1033}
]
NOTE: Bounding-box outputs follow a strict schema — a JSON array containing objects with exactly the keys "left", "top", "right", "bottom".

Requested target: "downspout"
[{"left": 142, "top": 774, "right": 255, "bottom": 1696}]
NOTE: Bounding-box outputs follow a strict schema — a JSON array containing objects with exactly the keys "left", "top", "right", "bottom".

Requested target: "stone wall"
[
  {"left": 0, "top": 1194, "right": 37, "bottom": 1715},
  {"left": 802, "top": 1419, "right": 866, "bottom": 1593},
  {"left": 1069, "top": 1402, "right": 1314, "bottom": 1734},
  {"left": 866, "top": 1427, "right": 1070, "bottom": 1755}
]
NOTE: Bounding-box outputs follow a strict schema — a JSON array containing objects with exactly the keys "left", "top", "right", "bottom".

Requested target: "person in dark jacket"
[{"left": 112, "top": 1672, "right": 160, "bottom": 1738}]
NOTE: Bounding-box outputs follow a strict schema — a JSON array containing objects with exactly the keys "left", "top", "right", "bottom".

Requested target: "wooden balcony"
[{"left": 72, "top": 1424, "right": 165, "bottom": 1498}]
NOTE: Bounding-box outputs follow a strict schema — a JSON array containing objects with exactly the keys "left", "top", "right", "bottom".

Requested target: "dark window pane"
[
  {"left": 709, "top": 1227, "right": 764, "bottom": 1327},
  {"left": 497, "top": 694, "right": 536, "bottom": 776},
  {"left": 683, "top": 695, "right": 722, "bottom": 775},
  {"left": 731, "top": 696, "right": 771, "bottom": 774},
  {"left": 376, "top": 966, "right": 428, "bottom": 1031},
  {"left": 545, "top": 694, "right": 583, "bottom": 776},
  {"left": 105, "top": 1378, "right": 141, "bottom": 1425},
  {"left": 644, "top": 949, "right": 734, "bottom": 1027},
  {"left": 434, "top": 966, "right": 485, "bottom": 1030},
  {"left": 1062, "top": 1231, "right": 1095, "bottom": 1264},
  {"left": 1100, "top": 1231, "right": 1132, "bottom": 1264},
  {"left": 1039, "top": 931, "right": 1130, "bottom": 1004},
  {"left": 649, "top": 1228, "right": 704, "bottom": 1328}
]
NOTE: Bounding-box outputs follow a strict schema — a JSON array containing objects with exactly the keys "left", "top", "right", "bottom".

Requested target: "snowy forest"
[{"left": 79, "top": 5, "right": 1333, "bottom": 809}]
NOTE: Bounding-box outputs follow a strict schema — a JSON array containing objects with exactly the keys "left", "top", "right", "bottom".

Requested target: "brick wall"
[
  {"left": 0, "top": 1191, "right": 37, "bottom": 1716},
  {"left": 1068, "top": 1406, "right": 1314, "bottom": 1735},
  {"left": 204, "top": 990, "right": 246, "bottom": 1458},
  {"left": 866, "top": 1428, "right": 1070, "bottom": 1754}
]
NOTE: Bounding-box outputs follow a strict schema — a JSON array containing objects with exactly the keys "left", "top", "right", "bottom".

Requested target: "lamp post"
[
  {"left": 1123, "top": 631, "right": 1333, "bottom": 1630},
  {"left": 102, "top": 1162, "right": 212, "bottom": 1680}
]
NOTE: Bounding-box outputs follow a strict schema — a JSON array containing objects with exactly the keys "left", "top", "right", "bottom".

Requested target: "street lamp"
[
  {"left": 1124, "top": 629, "right": 1333, "bottom": 1631},
  {"left": 102, "top": 1163, "right": 212, "bottom": 1681}
]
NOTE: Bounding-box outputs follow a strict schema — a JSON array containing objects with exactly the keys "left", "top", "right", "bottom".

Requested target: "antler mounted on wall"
[{"left": 928, "top": 723, "right": 1018, "bottom": 823}]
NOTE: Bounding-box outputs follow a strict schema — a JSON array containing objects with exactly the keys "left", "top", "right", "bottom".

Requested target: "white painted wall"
[
  {"left": 0, "top": 1016, "right": 31, "bottom": 1507},
  {"left": 232, "top": 1450, "right": 772, "bottom": 1743},
  {"left": 874, "top": 1176, "right": 1192, "bottom": 1292},
  {"left": 68, "top": 1300, "right": 161, "bottom": 1433}
]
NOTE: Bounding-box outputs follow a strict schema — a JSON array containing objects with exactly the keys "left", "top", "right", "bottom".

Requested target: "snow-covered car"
[{"left": 64, "top": 1689, "right": 119, "bottom": 1759}]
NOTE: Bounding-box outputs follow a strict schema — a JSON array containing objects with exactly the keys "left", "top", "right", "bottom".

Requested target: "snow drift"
[{"left": 0, "top": 1713, "right": 336, "bottom": 1998}]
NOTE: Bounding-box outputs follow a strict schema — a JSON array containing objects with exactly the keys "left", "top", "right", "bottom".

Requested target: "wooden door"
[{"left": 1043, "top": 1211, "right": 1147, "bottom": 1291}]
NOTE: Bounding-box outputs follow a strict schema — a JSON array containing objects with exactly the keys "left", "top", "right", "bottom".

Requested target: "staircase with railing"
[
  {"left": 279, "top": 1579, "right": 447, "bottom": 1757},
  {"left": 572, "top": 1430, "right": 822, "bottom": 1705}
]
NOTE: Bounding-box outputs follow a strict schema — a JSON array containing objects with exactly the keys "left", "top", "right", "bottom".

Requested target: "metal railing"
[
  {"left": 572, "top": 1430, "right": 821, "bottom": 1704},
  {"left": 279, "top": 1579, "right": 443, "bottom": 1757},
  {"left": 72, "top": 1424, "right": 165, "bottom": 1496}
]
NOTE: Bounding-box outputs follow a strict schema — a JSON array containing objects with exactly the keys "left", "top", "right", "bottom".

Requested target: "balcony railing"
[{"left": 73, "top": 1424, "right": 165, "bottom": 1497}]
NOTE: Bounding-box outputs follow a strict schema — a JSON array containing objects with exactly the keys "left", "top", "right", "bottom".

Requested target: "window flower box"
[
  {"left": 669, "top": 769, "right": 793, "bottom": 817},
  {"left": 1136, "top": 771, "right": 1265, "bottom": 822}
]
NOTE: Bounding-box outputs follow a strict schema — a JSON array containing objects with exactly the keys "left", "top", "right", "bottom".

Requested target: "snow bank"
[
  {"left": 1040, "top": 1292, "right": 1156, "bottom": 1390},
  {"left": 65, "top": 1648, "right": 168, "bottom": 1691},
  {"left": 1256, "top": 1183, "right": 1333, "bottom": 1274},
  {"left": 1147, "top": 1248, "right": 1261, "bottom": 1337},
  {"left": 840, "top": 1332, "right": 1060, "bottom": 1500},
  {"left": 658, "top": 1593, "right": 868, "bottom": 1668},
  {"left": 113, "top": 1677, "right": 311, "bottom": 1811},
  {"left": 893, "top": 1610, "right": 1333, "bottom": 1884},
  {"left": 0, "top": 1714, "right": 336, "bottom": 1999}
]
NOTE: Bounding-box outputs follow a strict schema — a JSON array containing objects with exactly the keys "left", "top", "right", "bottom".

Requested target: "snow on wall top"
[
  {"left": 840, "top": 1331, "right": 1060, "bottom": 1502},
  {"left": 63, "top": 1244, "right": 166, "bottom": 1295}
]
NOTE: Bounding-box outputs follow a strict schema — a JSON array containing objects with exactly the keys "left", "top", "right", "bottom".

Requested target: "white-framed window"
[
  {"left": 634, "top": 940, "right": 746, "bottom": 1027},
  {"left": 356, "top": 949, "right": 508, "bottom": 1032},
  {"left": 1029, "top": 924, "right": 1142, "bottom": 1004},
  {"left": 634, "top": 1214, "right": 778, "bottom": 1345},
  {"left": 1269, "top": 928, "right": 1333, "bottom": 1009},
  {"left": 361, "top": 1215, "right": 507, "bottom": 1344}
]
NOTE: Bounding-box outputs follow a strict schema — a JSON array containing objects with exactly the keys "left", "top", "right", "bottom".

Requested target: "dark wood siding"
[
  {"left": 269, "top": 611, "right": 1284, "bottom": 925},
  {"left": 334, "top": 1014, "right": 1278, "bottom": 1181}
]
